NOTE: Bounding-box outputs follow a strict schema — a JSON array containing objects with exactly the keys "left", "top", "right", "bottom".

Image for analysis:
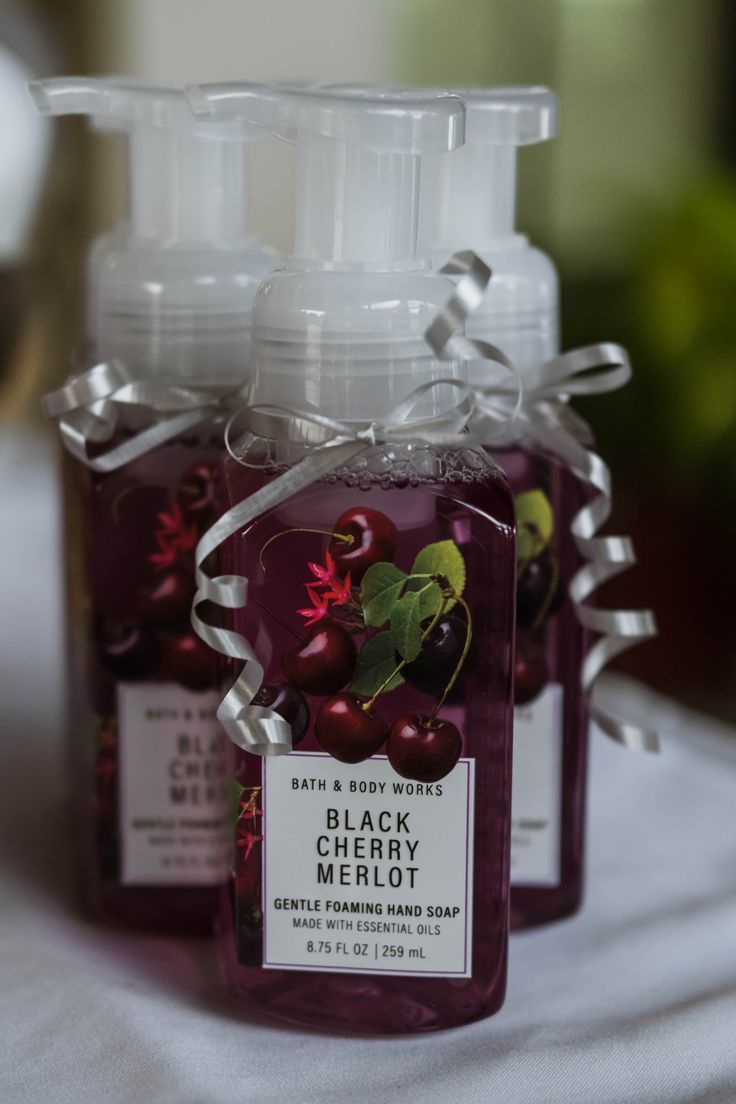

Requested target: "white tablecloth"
[{"left": 1, "top": 429, "right": 734, "bottom": 1104}]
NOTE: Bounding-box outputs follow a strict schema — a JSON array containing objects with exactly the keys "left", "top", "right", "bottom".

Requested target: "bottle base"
[
  {"left": 215, "top": 892, "right": 506, "bottom": 1036},
  {"left": 84, "top": 882, "right": 220, "bottom": 937},
  {"left": 510, "top": 880, "right": 583, "bottom": 930}
]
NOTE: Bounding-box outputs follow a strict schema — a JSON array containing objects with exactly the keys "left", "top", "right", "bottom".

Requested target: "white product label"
[
  {"left": 511, "top": 683, "right": 563, "bottom": 886},
  {"left": 118, "top": 683, "right": 231, "bottom": 886},
  {"left": 261, "top": 752, "right": 475, "bottom": 977}
]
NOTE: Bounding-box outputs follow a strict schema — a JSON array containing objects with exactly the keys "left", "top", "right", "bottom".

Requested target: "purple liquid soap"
[
  {"left": 217, "top": 444, "right": 516, "bottom": 1034},
  {"left": 64, "top": 427, "right": 230, "bottom": 932},
  {"left": 494, "top": 445, "right": 591, "bottom": 928}
]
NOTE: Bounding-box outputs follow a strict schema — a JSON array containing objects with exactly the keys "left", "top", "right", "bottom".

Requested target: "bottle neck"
[
  {"left": 293, "top": 134, "right": 421, "bottom": 266},
  {"left": 420, "top": 143, "right": 518, "bottom": 256},
  {"left": 128, "top": 125, "right": 249, "bottom": 244}
]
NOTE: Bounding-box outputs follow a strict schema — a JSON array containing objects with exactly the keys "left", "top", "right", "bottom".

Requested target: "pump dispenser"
[
  {"left": 188, "top": 84, "right": 517, "bottom": 1034},
  {"left": 30, "top": 77, "right": 278, "bottom": 384},
  {"left": 189, "top": 84, "right": 467, "bottom": 417},
  {"left": 32, "top": 77, "right": 281, "bottom": 934},
  {"left": 419, "top": 86, "right": 558, "bottom": 370}
]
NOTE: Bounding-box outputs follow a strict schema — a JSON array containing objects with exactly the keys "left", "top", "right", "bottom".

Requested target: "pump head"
[
  {"left": 29, "top": 77, "right": 280, "bottom": 384},
  {"left": 28, "top": 76, "right": 266, "bottom": 244},
  {"left": 189, "top": 84, "right": 465, "bottom": 267},
  {"left": 419, "top": 86, "right": 557, "bottom": 256}
]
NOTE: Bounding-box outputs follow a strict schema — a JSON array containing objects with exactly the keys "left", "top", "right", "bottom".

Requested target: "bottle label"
[
  {"left": 511, "top": 683, "right": 563, "bottom": 886},
  {"left": 260, "top": 752, "right": 475, "bottom": 977},
  {"left": 118, "top": 683, "right": 231, "bottom": 885}
]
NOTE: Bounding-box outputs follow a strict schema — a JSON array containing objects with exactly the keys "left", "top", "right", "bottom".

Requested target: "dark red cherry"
[
  {"left": 176, "top": 462, "right": 221, "bottom": 524},
  {"left": 137, "top": 569, "right": 193, "bottom": 630},
  {"left": 96, "top": 618, "right": 162, "bottom": 681},
  {"left": 516, "top": 550, "right": 557, "bottom": 628},
  {"left": 314, "top": 693, "right": 387, "bottom": 764},
  {"left": 402, "top": 612, "right": 469, "bottom": 695},
  {"left": 163, "top": 632, "right": 217, "bottom": 692},
  {"left": 252, "top": 682, "right": 310, "bottom": 745},
  {"left": 387, "top": 713, "right": 462, "bottom": 783},
  {"left": 281, "top": 620, "right": 357, "bottom": 696},
  {"left": 329, "top": 507, "right": 397, "bottom": 583},
  {"left": 514, "top": 632, "right": 549, "bottom": 705}
]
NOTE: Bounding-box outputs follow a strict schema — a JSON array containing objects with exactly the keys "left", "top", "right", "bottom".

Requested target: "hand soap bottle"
[
  {"left": 421, "top": 87, "right": 590, "bottom": 928},
  {"left": 31, "top": 78, "right": 278, "bottom": 932},
  {"left": 190, "top": 84, "right": 516, "bottom": 1032}
]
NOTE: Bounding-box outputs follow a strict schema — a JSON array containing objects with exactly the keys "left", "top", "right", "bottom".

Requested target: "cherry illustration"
[
  {"left": 402, "top": 612, "right": 469, "bottom": 695},
  {"left": 516, "top": 549, "right": 557, "bottom": 628},
  {"left": 176, "top": 462, "right": 221, "bottom": 524},
  {"left": 163, "top": 632, "right": 217, "bottom": 692},
  {"left": 387, "top": 713, "right": 462, "bottom": 783},
  {"left": 314, "top": 693, "right": 387, "bottom": 764},
  {"left": 329, "top": 507, "right": 397, "bottom": 583},
  {"left": 252, "top": 682, "right": 310, "bottom": 746},
  {"left": 96, "top": 618, "right": 162, "bottom": 681},
  {"left": 137, "top": 569, "right": 193, "bottom": 630},
  {"left": 514, "top": 632, "right": 549, "bottom": 705},
  {"left": 281, "top": 620, "right": 357, "bottom": 696}
]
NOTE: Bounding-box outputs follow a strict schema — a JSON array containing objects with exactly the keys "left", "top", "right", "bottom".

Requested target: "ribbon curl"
[
  {"left": 429, "top": 251, "right": 659, "bottom": 753},
  {"left": 42, "top": 359, "right": 228, "bottom": 472}
]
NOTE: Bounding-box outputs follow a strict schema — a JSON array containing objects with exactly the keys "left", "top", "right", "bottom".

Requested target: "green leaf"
[
  {"left": 390, "top": 590, "right": 424, "bottom": 661},
  {"left": 351, "top": 633, "right": 405, "bottom": 696},
  {"left": 360, "top": 561, "right": 407, "bottom": 627},
  {"left": 407, "top": 539, "right": 466, "bottom": 617},
  {"left": 516, "top": 489, "right": 554, "bottom": 562},
  {"left": 229, "top": 779, "right": 245, "bottom": 827}
]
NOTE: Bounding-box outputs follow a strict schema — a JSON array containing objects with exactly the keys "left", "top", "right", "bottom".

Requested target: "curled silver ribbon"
[
  {"left": 429, "top": 251, "right": 659, "bottom": 753},
  {"left": 190, "top": 378, "right": 511, "bottom": 757},
  {"left": 42, "top": 359, "right": 228, "bottom": 472}
]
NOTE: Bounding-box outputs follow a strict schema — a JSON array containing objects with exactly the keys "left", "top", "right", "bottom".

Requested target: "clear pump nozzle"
[
  {"left": 28, "top": 76, "right": 265, "bottom": 244},
  {"left": 419, "top": 86, "right": 556, "bottom": 255},
  {"left": 190, "top": 85, "right": 464, "bottom": 267},
  {"left": 29, "top": 77, "right": 280, "bottom": 384}
]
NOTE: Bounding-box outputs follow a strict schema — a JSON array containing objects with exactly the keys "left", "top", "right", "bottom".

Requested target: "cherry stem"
[
  {"left": 431, "top": 594, "right": 473, "bottom": 720},
  {"left": 249, "top": 592, "right": 303, "bottom": 642},
  {"left": 364, "top": 588, "right": 446, "bottom": 711},
  {"left": 258, "top": 527, "right": 354, "bottom": 573}
]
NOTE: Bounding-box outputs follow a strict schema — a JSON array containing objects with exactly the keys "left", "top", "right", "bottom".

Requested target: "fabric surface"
[{"left": 1, "top": 429, "right": 734, "bottom": 1104}]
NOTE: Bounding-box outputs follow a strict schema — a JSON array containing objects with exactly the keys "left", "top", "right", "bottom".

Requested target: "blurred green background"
[{"left": 1, "top": 0, "right": 734, "bottom": 718}]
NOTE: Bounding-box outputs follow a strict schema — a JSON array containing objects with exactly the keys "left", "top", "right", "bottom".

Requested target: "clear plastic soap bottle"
[
  {"left": 31, "top": 78, "right": 278, "bottom": 933},
  {"left": 189, "top": 84, "right": 516, "bottom": 1033},
  {"left": 421, "top": 87, "right": 590, "bottom": 928}
]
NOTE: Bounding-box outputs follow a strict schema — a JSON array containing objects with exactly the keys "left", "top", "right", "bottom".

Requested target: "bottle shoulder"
[{"left": 227, "top": 439, "right": 516, "bottom": 529}]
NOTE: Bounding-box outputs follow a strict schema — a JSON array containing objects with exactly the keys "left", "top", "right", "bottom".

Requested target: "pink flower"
[
  {"left": 148, "top": 501, "right": 198, "bottom": 570},
  {"left": 236, "top": 821, "right": 263, "bottom": 864},
  {"left": 306, "top": 551, "right": 337, "bottom": 586},
  {"left": 296, "top": 586, "right": 331, "bottom": 626},
  {"left": 325, "top": 572, "right": 352, "bottom": 606}
]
